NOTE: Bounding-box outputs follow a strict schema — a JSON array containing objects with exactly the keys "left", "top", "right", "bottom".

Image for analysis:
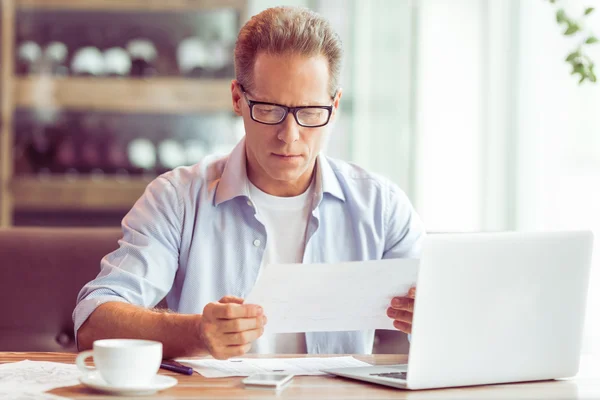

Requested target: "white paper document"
[
  {"left": 177, "top": 356, "right": 372, "bottom": 378},
  {"left": 0, "top": 392, "right": 71, "bottom": 400},
  {"left": 245, "top": 258, "right": 419, "bottom": 333},
  {"left": 0, "top": 360, "right": 81, "bottom": 394}
]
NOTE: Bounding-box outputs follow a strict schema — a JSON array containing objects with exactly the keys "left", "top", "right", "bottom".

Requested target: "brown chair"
[
  {"left": 0, "top": 227, "right": 122, "bottom": 352},
  {"left": 0, "top": 226, "right": 408, "bottom": 353}
]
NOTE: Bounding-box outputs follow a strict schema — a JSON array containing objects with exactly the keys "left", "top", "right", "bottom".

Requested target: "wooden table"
[{"left": 1, "top": 352, "right": 599, "bottom": 399}]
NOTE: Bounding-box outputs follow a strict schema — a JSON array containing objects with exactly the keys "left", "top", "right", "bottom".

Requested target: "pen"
[{"left": 160, "top": 360, "right": 194, "bottom": 375}]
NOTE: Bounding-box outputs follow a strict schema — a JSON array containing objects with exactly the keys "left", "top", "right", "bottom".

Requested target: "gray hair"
[{"left": 234, "top": 6, "right": 343, "bottom": 97}]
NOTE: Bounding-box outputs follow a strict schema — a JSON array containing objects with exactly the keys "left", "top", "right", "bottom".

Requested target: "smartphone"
[{"left": 242, "top": 373, "right": 294, "bottom": 388}]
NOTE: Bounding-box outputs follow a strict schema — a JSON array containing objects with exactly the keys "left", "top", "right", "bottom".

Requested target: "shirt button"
[
  {"left": 253, "top": 239, "right": 261, "bottom": 247},
  {"left": 247, "top": 200, "right": 253, "bottom": 207}
]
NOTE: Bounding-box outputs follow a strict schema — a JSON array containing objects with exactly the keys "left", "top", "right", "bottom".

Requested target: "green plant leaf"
[
  {"left": 572, "top": 63, "right": 586, "bottom": 75},
  {"left": 566, "top": 51, "right": 580, "bottom": 62},
  {"left": 585, "top": 36, "right": 599, "bottom": 44},
  {"left": 550, "top": 2, "right": 597, "bottom": 84},
  {"left": 564, "top": 23, "right": 580, "bottom": 35}
]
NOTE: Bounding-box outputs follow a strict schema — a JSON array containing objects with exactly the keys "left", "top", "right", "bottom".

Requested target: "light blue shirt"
[{"left": 73, "top": 138, "right": 425, "bottom": 354}]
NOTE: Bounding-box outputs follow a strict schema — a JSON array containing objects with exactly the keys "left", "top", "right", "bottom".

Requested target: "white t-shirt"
[{"left": 247, "top": 180, "right": 314, "bottom": 354}]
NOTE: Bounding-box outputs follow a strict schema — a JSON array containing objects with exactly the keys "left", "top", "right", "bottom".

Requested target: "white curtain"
[
  {"left": 414, "top": 0, "right": 600, "bottom": 354},
  {"left": 515, "top": 0, "right": 600, "bottom": 354}
]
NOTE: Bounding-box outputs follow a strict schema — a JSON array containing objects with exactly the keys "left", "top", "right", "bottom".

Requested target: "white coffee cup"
[{"left": 75, "top": 339, "right": 162, "bottom": 387}]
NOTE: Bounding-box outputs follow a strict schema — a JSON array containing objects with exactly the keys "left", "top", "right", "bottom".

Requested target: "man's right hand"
[{"left": 200, "top": 296, "right": 267, "bottom": 360}]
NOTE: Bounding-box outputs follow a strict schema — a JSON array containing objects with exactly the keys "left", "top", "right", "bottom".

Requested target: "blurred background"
[{"left": 0, "top": 0, "right": 598, "bottom": 354}]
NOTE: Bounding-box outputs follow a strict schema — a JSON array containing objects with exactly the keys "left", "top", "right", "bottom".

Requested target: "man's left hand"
[{"left": 387, "top": 287, "right": 416, "bottom": 334}]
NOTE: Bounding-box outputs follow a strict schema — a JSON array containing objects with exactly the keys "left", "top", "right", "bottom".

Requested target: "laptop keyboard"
[{"left": 369, "top": 372, "right": 407, "bottom": 380}]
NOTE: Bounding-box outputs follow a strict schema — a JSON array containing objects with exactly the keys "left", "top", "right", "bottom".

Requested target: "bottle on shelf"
[
  {"left": 157, "top": 137, "right": 186, "bottom": 174},
  {"left": 78, "top": 114, "right": 104, "bottom": 176},
  {"left": 103, "top": 47, "right": 132, "bottom": 77},
  {"left": 204, "top": 28, "right": 234, "bottom": 79},
  {"left": 54, "top": 133, "right": 78, "bottom": 175},
  {"left": 39, "top": 25, "right": 70, "bottom": 76},
  {"left": 24, "top": 123, "right": 58, "bottom": 177},
  {"left": 205, "top": 10, "right": 238, "bottom": 78},
  {"left": 101, "top": 117, "right": 131, "bottom": 177},
  {"left": 205, "top": 113, "right": 237, "bottom": 156},
  {"left": 183, "top": 138, "right": 208, "bottom": 166},
  {"left": 127, "top": 38, "right": 159, "bottom": 78},
  {"left": 71, "top": 47, "right": 105, "bottom": 76},
  {"left": 103, "top": 27, "right": 131, "bottom": 78},
  {"left": 177, "top": 35, "right": 209, "bottom": 78},
  {"left": 71, "top": 29, "right": 106, "bottom": 77},
  {"left": 178, "top": 117, "right": 208, "bottom": 165},
  {"left": 52, "top": 115, "right": 79, "bottom": 175},
  {"left": 15, "top": 19, "right": 41, "bottom": 75},
  {"left": 44, "top": 41, "right": 70, "bottom": 76},
  {"left": 16, "top": 41, "right": 42, "bottom": 75},
  {"left": 127, "top": 138, "right": 157, "bottom": 176},
  {"left": 13, "top": 121, "right": 35, "bottom": 175}
]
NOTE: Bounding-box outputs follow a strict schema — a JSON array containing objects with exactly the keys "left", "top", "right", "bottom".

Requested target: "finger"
[
  {"left": 214, "top": 303, "right": 263, "bottom": 320},
  {"left": 391, "top": 297, "right": 414, "bottom": 312},
  {"left": 219, "top": 296, "right": 245, "bottom": 305},
  {"left": 408, "top": 287, "right": 416, "bottom": 299},
  {"left": 387, "top": 308, "right": 413, "bottom": 324},
  {"left": 211, "top": 343, "right": 252, "bottom": 360},
  {"left": 224, "top": 343, "right": 253, "bottom": 358},
  {"left": 394, "top": 320, "right": 412, "bottom": 334},
  {"left": 223, "top": 327, "right": 264, "bottom": 345},
  {"left": 218, "top": 316, "right": 267, "bottom": 333}
]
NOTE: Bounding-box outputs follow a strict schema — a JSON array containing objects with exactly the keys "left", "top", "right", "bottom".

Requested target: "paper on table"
[
  {"left": 0, "top": 360, "right": 82, "bottom": 394},
  {"left": 176, "top": 356, "right": 372, "bottom": 378},
  {"left": 0, "top": 392, "right": 71, "bottom": 400},
  {"left": 245, "top": 258, "right": 419, "bottom": 333}
]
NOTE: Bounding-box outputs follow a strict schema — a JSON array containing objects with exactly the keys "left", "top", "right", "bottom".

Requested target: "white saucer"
[{"left": 79, "top": 371, "right": 178, "bottom": 396}]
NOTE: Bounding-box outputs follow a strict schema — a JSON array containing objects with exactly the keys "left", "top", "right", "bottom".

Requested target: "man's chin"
[{"left": 267, "top": 170, "right": 304, "bottom": 183}]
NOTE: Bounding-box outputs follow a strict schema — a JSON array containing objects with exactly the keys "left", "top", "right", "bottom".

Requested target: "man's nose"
[{"left": 277, "top": 113, "right": 300, "bottom": 144}]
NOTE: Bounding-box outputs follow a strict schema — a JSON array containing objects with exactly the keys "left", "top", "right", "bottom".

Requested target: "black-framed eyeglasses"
[{"left": 240, "top": 84, "right": 334, "bottom": 128}]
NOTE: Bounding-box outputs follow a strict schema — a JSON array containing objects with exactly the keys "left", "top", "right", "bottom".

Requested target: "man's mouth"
[{"left": 273, "top": 153, "right": 301, "bottom": 158}]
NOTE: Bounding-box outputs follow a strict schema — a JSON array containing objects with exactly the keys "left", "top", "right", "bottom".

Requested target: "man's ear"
[
  {"left": 231, "top": 80, "right": 243, "bottom": 116},
  {"left": 331, "top": 88, "right": 343, "bottom": 119}
]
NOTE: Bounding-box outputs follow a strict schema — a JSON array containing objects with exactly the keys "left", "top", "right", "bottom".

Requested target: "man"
[{"left": 74, "top": 6, "right": 424, "bottom": 360}]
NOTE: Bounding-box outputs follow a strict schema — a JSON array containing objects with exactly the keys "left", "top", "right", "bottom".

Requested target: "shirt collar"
[
  {"left": 214, "top": 138, "right": 249, "bottom": 206},
  {"left": 214, "top": 138, "right": 346, "bottom": 206},
  {"left": 315, "top": 152, "right": 346, "bottom": 203}
]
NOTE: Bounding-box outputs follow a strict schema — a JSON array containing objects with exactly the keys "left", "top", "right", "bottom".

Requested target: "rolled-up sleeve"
[
  {"left": 73, "top": 176, "right": 183, "bottom": 336},
  {"left": 382, "top": 183, "right": 426, "bottom": 259},
  {"left": 382, "top": 184, "right": 425, "bottom": 345}
]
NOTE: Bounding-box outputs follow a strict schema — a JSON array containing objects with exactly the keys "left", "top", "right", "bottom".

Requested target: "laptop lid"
[{"left": 406, "top": 231, "right": 594, "bottom": 390}]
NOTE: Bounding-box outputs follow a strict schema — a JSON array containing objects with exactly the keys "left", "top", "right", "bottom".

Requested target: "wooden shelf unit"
[
  {"left": 1, "top": 0, "right": 16, "bottom": 226},
  {"left": 12, "top": 176, "right": 153, "bottom": 212},
  {"left": 17, "top": 0, "right": 247, "bottom": 13},
  {"left": 0, "top": 0, "right": 247, "bottom": 226},
  {"left": 15, "top": 77, "right": 234, "bottom": 115}
]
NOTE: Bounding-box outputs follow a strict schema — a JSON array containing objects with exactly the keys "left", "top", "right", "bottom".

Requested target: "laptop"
[{"left": 323, "top": 231, "right": 594, "bottom": 390}]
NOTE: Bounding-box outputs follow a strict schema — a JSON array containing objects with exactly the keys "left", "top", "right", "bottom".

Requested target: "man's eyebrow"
[
  {"left": 246, "top": 89, "right": 329, "bottom": 107},
  {"left": 252, "top": 96, "right": 330, "bottom": 107}
]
